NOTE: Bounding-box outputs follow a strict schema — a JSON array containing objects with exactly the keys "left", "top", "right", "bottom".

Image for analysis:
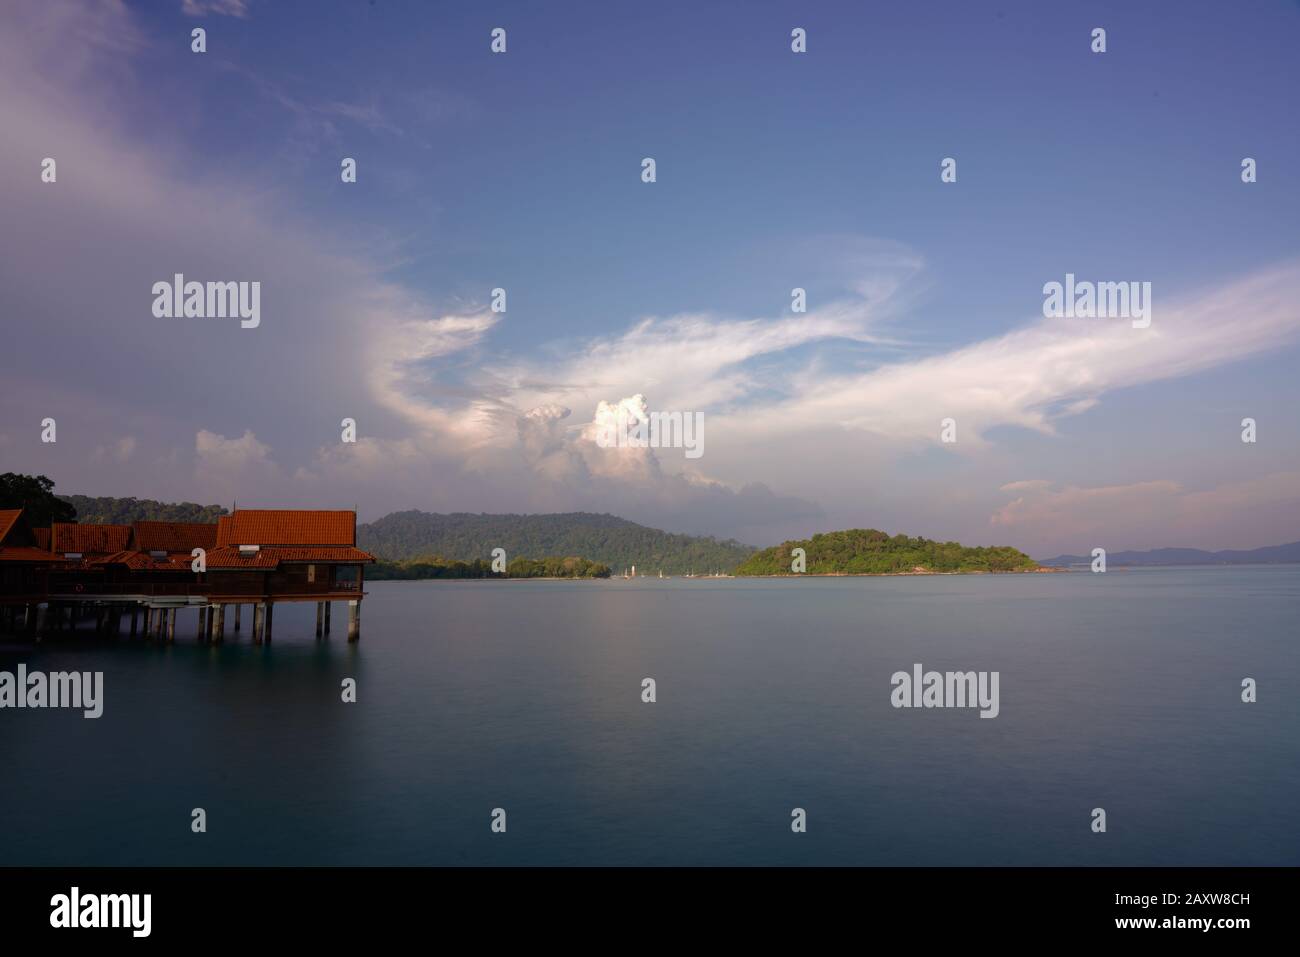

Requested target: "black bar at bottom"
[{"left": 0, "top": 866, "right": 1283, "bottom": 943}]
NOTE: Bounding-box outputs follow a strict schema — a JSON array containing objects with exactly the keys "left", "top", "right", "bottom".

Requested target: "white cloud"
[
  {"left": 714, "top": 264, "right": 1300, "bottom": 451},
  {"left": 181, "top": 0, "right": 249, "bottom": 17},
  {"left": 92, "top": 435, "right": 137, "bottom": 464},
  {"left": 193, "top": 429, "right": 281, "bottom": 501}
]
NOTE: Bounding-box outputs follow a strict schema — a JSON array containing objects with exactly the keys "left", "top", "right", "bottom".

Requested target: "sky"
[{"left": 1, "top": 0, "right": 1298, "bottom": 557}]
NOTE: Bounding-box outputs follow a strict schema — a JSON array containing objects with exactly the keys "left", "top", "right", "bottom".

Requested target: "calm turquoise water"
[{"left": 2, "top": 567, "right": 1296, "bottom": 865}]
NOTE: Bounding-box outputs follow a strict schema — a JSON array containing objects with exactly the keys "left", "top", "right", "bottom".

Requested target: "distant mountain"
[
  {"left": 58, "top": 494, "right": 228, "bottom": 526},
  {"left": 1040, "top": 542, "right": 1300, "bottom": 567},
  {"left": 735, "top": 528, "right": 1040, "bottom": 575},
  {"left": 357, "top": 510, "right": 756, "bottom": 575}
]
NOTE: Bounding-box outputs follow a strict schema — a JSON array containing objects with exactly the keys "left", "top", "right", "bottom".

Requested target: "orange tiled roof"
[
  {"left": 215, "top": 509, "right": 357, "bottom": 547},
  {"left": 131, "top": 521, "right": 218, "bottom": 553},
  {"left": 33, "top": 527, "right": 51, "bottom": 550},
  {"left": 266, "top": 546, "right": 373, "bottom": 563},
  {"left": 0, "top": 509, "right": 21, "bottom": 543},
  {"left": 51, "top": 523, "right": 132, "bottom": 555},
  {"left": 205, "top": 545, "right": 373, "bottom": 569},
  {"left": 92, "top": 549, "right": 192, "bottom": 571},
  {"left": 204, "top": 546, "right": 279, "bottom": 569}
]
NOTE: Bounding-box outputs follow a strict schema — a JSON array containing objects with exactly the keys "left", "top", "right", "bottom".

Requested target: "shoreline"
[
  {"left": 730, "top": 567, "right": 1068, "bottom": 578},
  {"left": 369, "top": 567, "right": 1069, "bottom": 582}
]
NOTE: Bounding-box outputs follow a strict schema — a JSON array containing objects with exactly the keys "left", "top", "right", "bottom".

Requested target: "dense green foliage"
[
  {"left": 369, "top": 555, "right": 611, "bottom": 580},
  {"left": 57, "top": 494, "right": 228, "bottom": 526},
  {"left": 0, "top": 474, "right": 77, "bottom": 527},
  {"left": 505, "top": 556, "right": 611, "bottom": 578},
  {"left": 733, "top": 528, "right": 1039, "bottom": 575},
  {"left": 358, "top": 510, "right": 754, "bottom": 575}
]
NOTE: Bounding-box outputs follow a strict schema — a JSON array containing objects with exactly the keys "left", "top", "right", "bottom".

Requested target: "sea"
[{"left": 1, "top": 566, "right": 1296, "bottom": 866}]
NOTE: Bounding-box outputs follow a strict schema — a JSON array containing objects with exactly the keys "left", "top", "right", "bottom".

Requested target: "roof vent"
[
  {"left": 239, "top": 544, "right": 260, "bottom": 555},
  {"left": 150, "top": 550, "right": 167, "bottom": 559}
]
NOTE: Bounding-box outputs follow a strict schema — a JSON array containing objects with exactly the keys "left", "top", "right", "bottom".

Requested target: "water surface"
[{"left": 2, "top": 567, "right": 1296, "bottom": 865}]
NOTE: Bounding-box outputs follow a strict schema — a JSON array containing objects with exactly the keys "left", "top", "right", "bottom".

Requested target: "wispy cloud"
[{"left": 181, "top": 0, "right": 250, "bottom": 18}]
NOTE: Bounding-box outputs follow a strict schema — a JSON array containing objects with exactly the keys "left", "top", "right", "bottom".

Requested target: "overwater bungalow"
[
  {"left": 0, "top": 509, "right": 66, "bottom": 632},
  {"left": 0, "top": 508, "right": 374, "bottom": 643}
]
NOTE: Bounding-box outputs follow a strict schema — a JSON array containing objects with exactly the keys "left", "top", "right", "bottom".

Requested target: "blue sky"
[{"left": 1, "top": 0, "right": 1298, "bottom": 555}]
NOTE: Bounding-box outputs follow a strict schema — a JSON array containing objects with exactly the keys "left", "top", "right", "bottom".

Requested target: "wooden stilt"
[
  {"left": 315, "top": 601, "right": 324, "bottom": 638},
  {"left": 130, "top": 606, "right": 138, "bottom": 637},
  {"left": 264, "top": 602, "right": 274, "bottom": 642},
  {"left": 214, "top": 604, "right": 225, "bottom": 644},
  {"left": 252, "top": 603, "right": 264, "bottom": 644},
  {"left": 324, "top": 600, "right": 331, "bottom": 634},
  {"left": 348, "top": 600, "right": 360, "bottom": 642},
  {"left": 234, "top": 603, "right": 242, "bottom": 631}
]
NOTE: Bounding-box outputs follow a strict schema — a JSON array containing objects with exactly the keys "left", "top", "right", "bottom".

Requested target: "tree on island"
[
  {"left": 0, "top": 473, "right": 77, "bottom": 527},
  {"left": 733, "top": 528, "right": 1039, "bottom": 575}
]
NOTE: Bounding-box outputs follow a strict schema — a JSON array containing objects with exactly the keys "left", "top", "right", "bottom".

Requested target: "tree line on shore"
[{"left": 369, "top": 555, "right": 612, "bottom": 579}]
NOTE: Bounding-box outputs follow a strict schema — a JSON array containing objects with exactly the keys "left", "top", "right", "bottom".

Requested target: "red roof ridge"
[
  {"left": 0, "top": 509, "right": 22, "bottom": 544},
  {"left": 51, "top": 522, "right": 133, "bottom": 554},
  {"left": 215, "top": 509, "right": 357, "bottom": 547},
  {"left": 130, "top": 520, "right": 218, "bottom": 552}
]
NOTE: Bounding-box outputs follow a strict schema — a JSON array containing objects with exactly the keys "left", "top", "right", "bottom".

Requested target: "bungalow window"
[{"left": 336, "top": 565, "right": 359, "bottom": 589}]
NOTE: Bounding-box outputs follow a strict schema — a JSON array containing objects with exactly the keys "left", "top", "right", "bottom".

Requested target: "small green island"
[
  {"left": 733, "top": 528, "right": 1045, "bottom": 576},
  {"left": 369, "top": 555, "right": 612, "bottom": 580}
]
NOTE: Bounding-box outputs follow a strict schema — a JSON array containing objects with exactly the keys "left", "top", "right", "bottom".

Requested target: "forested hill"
[
  {"left": 1040, "top": 542, "right": 1300, "bottom": 566},
  {"left": 58, "top": 495, "right": 228, "bottom": 525},
  {"left": 358, "top": 510, "right": 755, "bottom": 575},
  {"left": 734, "top": 529, "right": 1039, "bottom": 575}
]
